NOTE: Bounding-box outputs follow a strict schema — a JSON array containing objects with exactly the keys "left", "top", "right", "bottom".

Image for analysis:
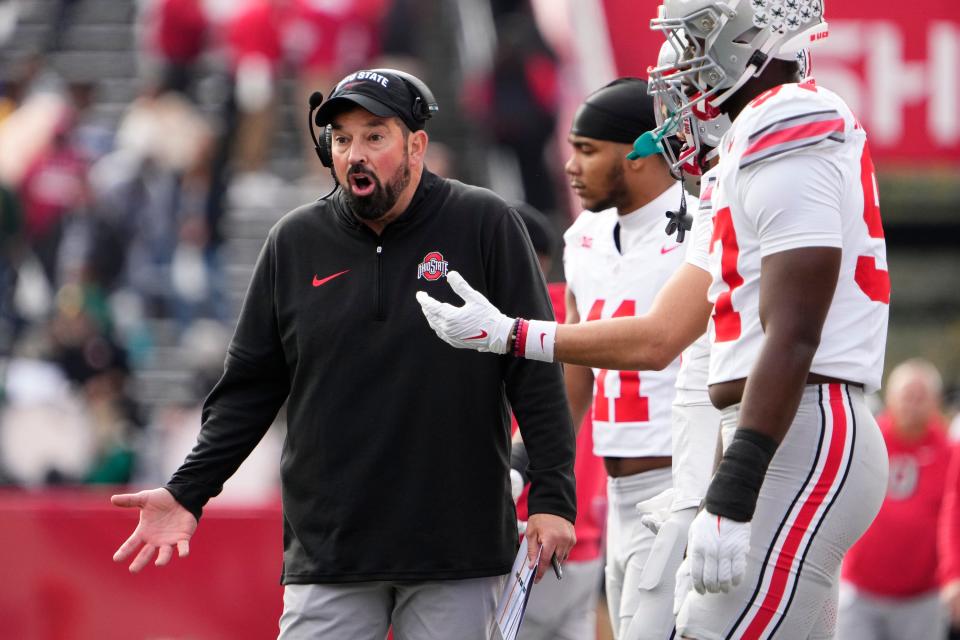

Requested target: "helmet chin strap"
[{"left": 709, "top": 64, "right": 759, "bottom": 107}]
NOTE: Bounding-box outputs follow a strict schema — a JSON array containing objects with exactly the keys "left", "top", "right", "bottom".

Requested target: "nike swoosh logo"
[
  {"left": 661, "top": 245, "right": 682, "bottom": 255},
  {"left": 312, "top": 269, "right": 350, "bottom": 287},
  {"left": 465, "top": 330, "right": 488, "bottom": 340},
  {"left": 540, "top": 332, "right": 546, "bottom": 350}
]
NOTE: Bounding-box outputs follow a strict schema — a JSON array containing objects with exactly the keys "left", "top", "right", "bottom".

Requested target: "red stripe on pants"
[{"left": 740, "top": 384, "right": 849, "bottom": 639}]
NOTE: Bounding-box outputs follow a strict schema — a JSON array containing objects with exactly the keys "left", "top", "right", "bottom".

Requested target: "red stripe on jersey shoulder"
[
  {"left": 745, "top": 117, "right": 844, "bottom": 157},
  {"left": 739, "top": 111, "right": 846, "bottom": 169}
]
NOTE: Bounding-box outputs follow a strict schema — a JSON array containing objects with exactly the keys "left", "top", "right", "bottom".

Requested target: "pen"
[{"left": 551, "top": 554, "right": 563, "bottom": 580}]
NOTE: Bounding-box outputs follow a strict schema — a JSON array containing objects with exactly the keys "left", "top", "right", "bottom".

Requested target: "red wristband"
[{"left": 513, "top": 319, "right": 529, "bottom": 358}]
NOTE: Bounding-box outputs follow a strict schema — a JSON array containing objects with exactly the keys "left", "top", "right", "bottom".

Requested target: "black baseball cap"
[{"left": 315, "top": 69, "right": 428, "bottom": 132}]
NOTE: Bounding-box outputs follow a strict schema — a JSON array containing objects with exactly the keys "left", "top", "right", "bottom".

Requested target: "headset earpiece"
[
  {"left": 319, "top": 124, "right": 333, "bottom": 168},
  {"left": 308, "top": 91, "right": 332, "bottom": 167},
  {"left": 307, "top": 91, "right": 339, "bottom": 197},
  {"left": 368, "top": 68, "right": 439, "bottom": 123}
]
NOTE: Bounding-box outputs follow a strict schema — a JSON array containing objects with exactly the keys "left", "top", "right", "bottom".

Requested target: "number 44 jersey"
[
  {"left": 707, "top": 80, "right": 890, "bottom": 394},
  {"left": 563, "top": 182, "right": 697, "bottom": 458}
]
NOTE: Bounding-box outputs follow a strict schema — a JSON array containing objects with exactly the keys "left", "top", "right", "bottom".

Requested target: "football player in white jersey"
[
  {"left": 621, "top": 162, "right": 721, "bottom": 640},
  {"left": 416, "top": 1, "right": 890, "bottom": 638},
  {"left": 615, "top": 42, "right": 731, "bottom": 640},
  {"left": 544, "top": 76, "right": 695, "bottom": 639},
  {"left": 647, "top": 4, "right": 890, "bottom": 637}
]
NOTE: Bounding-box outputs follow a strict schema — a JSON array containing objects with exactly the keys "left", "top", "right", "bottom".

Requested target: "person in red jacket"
[{"left": 840, "top": 358, "right": 955, "bottom": 640}]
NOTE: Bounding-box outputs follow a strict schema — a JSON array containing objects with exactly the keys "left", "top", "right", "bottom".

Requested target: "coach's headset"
[{"left": 307, "top": 69, "right": 439, "bottom": 169}]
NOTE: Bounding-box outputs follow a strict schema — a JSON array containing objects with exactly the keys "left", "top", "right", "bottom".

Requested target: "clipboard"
[{"left": 494, "top": 536, "right": 541, "bottom": 640}]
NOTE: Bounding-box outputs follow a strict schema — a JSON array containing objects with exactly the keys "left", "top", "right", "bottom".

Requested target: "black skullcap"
[{"left": 570, "top": 77, "right": 658, "bottom": 144}]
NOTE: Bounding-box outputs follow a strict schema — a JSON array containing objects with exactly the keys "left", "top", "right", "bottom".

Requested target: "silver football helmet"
[{"left": 648, "top": 0, "right": 828, "bottom": 115}]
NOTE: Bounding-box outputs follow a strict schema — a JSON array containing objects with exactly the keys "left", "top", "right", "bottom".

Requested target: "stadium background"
[{"left": 0, "top": 0, "right": 956, "bottom": 638}]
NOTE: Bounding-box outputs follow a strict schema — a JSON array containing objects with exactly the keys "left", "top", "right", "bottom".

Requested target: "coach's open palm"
[{"left": 111, "top": 488, "right": 197, "bottom": 573}]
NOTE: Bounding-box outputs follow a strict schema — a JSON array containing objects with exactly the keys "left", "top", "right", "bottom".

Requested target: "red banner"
[
  {"left": 0, "top": 490, "right": 283, "bottom": 640},
  {"left": 601, "top": 0, "right": 960, "bottom": 165}
]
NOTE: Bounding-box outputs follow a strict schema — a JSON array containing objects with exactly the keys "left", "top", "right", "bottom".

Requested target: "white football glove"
[
  {"left": 687, "top": 509, "right": 751, "bottom": 595},
  {"left": 415, "top": 271, "right": 515, "bottom": 354},
  {"left": 637, "top": 488, "right": 676, "bottom": 535}
]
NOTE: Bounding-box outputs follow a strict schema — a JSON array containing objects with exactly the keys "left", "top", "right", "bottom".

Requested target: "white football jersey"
[
  {"left": 563, "top": 182, "right": 697, "bottom": 457},
  {"left": 707, "top": 81, "right": 889, "bottom": 393},
  {"left": 674, "top": 169, "right": 718, "bottom": 404}
]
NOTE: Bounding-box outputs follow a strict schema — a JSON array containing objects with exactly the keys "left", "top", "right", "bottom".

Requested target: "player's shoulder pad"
[{"left": 734, "top": 80, "right": 853, "bottom": 171}]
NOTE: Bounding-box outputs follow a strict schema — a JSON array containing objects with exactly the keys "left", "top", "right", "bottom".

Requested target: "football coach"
[{"left": 110, "top": 68, "right": 576, "bottom": 640}]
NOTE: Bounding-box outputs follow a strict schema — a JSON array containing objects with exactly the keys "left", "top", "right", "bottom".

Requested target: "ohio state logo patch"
[{"left": 417, "top": 251, "right": 449, "bottom": 281}]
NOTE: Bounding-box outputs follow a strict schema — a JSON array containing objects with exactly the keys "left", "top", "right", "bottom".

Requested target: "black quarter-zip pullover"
[{"left": 166, "top": 171, "right": 576, "bottom": 583}]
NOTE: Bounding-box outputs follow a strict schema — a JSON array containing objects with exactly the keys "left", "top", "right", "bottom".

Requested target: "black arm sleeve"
[
  {"left": 490, "top": 208, "right": 577, "bottom": 523},
  {"left": 165, "top": 233, "right": 290, "bottom": 520}
]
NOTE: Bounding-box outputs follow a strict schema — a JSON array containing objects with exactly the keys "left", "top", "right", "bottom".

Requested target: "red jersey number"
[
  {"left": 854, "top": 143, "right": 890, "bottom": 304},
  {"left": 710, "top": 206, "right": 744, "bottom": 342},
  {"left": 586, "top": 299, "right": 650, "bottom": 423}
]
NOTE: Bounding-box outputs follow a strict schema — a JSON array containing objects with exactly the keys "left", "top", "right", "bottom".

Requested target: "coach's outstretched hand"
[
  {"left": 111, "top": 488, "right": 197, "bottom": 573},
  {"left": 416, "top": 271, "right": 515, "bottom": 354},
  {"left": 525, "top": 513, "right": 576, "bottom": 584}
]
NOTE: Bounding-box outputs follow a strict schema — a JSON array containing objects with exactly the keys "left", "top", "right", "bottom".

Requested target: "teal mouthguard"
[
  {"left": 627, "top": 114, "right": 680, "bottom": 160},
  {"left": 627, "top": 130, "right": 664, "bottom": 160}
]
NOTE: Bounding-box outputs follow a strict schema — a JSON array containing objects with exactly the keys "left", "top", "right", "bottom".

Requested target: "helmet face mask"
[{"left": 649, "top": 39, "right": 732, "bottom": 177}]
